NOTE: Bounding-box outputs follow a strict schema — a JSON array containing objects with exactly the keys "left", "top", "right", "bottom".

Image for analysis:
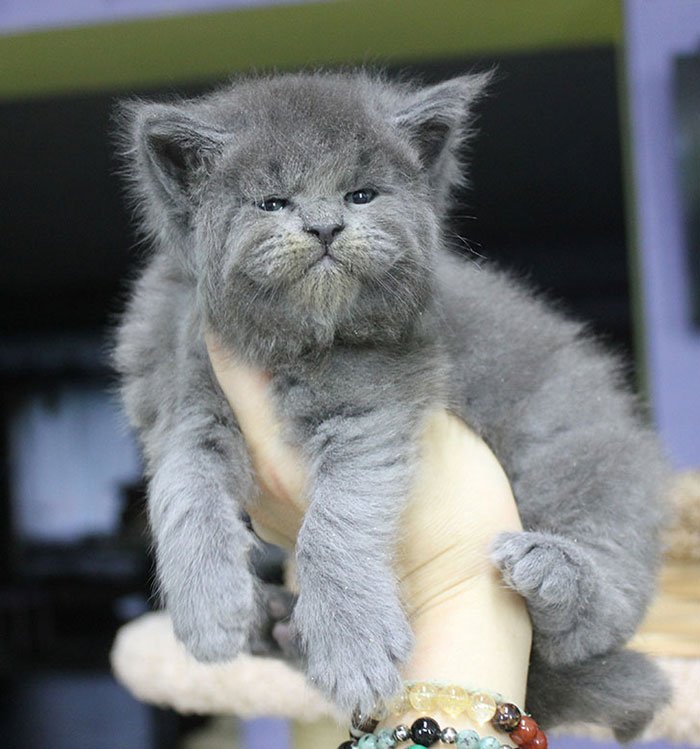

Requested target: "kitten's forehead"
[
  {"left": 231, "top": 134, "right": 370, "bottom": 197},
  {"left": 212, "top": 75, "right": 417, "bottom": 196},
  {"left": 241, "top": 74, "right": 376, "bottom": 134}
]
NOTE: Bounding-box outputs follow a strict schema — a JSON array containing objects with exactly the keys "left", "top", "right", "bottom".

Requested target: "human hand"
[{"left": 206, "top": 336, "right": 532, "bottom": 745}]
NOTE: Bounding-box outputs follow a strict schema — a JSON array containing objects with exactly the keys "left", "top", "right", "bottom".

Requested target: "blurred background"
[{"left": 1, "top": 0, "right": 699, "bottom": 747}]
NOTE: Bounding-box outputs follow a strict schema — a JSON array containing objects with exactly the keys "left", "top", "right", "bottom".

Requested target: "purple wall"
[
  {"left": 240, "top": 717, "right": 291, "bottom": 748},
  {"left": 625, "top": 0, "right": 700, "bottom": 469},
  {"left": 0, "top": 0, "right": 316, "bottom": 36},
  {"left": 551, "top": 740, "right": 692, "bottom": 749}
]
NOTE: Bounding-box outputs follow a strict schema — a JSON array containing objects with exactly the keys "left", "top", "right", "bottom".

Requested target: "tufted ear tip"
[
  {"left": 116, "top": 99, "right": 227, "bottom": 220},
  {"left": 392, "top": 71, "right": 493, "bottom": 172}
]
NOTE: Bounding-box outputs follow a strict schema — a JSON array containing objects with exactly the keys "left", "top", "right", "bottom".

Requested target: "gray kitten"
[{"left": 114, "top": 71, "right": 670, "bottom": 740}]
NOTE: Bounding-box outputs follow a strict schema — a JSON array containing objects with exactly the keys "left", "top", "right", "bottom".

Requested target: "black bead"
[
  {"left": 410, "top": 717, "right": 441, "bottom": 746},
  {"left": 492, "top": 702, "right": 522, "bottom": 732},
  {"left": 337, "top": 742, "right": 355, "bottom": 749}
]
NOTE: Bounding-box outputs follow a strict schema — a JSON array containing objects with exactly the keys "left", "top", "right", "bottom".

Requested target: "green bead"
[
  {"left": 457, "top": 729, "right": 480, "bottom": 749},
  {"left": 478, "top": 738, "right": 501, "bottom": 749},
  {"left": 376, "top": 729, "right": 396, "bottom": 749},
  {"left": 358, "top": 736, "right": 377, "bottom": 748}
]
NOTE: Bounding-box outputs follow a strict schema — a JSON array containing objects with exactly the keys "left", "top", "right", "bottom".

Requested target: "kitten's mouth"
[{"left": 308, "top": 249, "right": 341, "bottom": 272}]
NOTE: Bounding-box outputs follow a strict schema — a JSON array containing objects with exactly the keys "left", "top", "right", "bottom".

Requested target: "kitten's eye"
[
  {"left": 256, "top": 197, "right": 289, "bottom": 212},
  {"left": 345, "top": 188, "right": 377, "bottom": 205}
]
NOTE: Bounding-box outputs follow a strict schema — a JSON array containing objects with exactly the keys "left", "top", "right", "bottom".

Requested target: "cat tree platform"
[{"left": 111, "top": 473, "right": 700, "bottom": 746}]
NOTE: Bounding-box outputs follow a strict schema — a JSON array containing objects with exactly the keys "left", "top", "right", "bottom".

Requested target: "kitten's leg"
[
  {"left": 292, "top": 411, "right": 415, "bottom": 714},
  {"left": 490, "top": 421, "right": 666, "bottom": 667},
  {"left": 491, "top": 531, "right": 646, "bottom": 665},
  {"left": 526, "top": 649, "right": 670, "bottom": 743},
  {"left": 149, "top": 406, "right": 258, "bottom": 662}
]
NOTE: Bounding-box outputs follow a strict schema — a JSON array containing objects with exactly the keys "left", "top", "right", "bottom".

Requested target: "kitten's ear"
[
  {"left": 393, "top": 72, "right": 492, "bottom": 199},
  {"left": 119, "top": 100, "right": 226, "bottom": 225}
]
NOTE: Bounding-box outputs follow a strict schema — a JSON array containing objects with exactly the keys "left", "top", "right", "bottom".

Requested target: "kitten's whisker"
[
  {"left": 445, "top": 230, "right": 486, "bottom": 261},
  {"left": 372, "top": 266, "right": 422, "bottom": 315}
]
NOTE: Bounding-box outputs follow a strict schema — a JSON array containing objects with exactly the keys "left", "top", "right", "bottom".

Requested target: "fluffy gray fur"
[{"left": 114, "top": 71, "right": 670, "bottom": 738}]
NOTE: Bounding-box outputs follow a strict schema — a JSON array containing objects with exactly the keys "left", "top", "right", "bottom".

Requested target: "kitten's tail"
[{"left": 526, "top": 649, "right": 671, "bottom": 743}]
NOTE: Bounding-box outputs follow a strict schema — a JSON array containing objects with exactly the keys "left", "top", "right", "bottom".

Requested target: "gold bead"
[
  {"left": 466, "top": 691, "right": 497, "bottom": 725},
  {"left": 408, "top": 682, "right": 439, "bottom": 712},
  {"left": 437, "top": 685, "right": 469, "bottom": 718},
  {"left": 385, "top": 689, "right": 410, "bottom": 716}
]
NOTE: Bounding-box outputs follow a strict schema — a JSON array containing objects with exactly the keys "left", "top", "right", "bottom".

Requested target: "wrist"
[
  {"left": 349, "top": 684, "right": 549, "bottom": 748},
  {"left": 377, "top": 693, "right": 518, "bottom": 747},
  {"left": 394, "top": 410, "right": 532, "bottom": 709},
  {"left": 357, "top": 681, "right": 537, "bottom": 747}
]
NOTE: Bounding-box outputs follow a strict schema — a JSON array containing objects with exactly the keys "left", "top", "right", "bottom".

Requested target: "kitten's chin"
[{"left": 294, "top": 259, "right": 360, "bottom": 313}]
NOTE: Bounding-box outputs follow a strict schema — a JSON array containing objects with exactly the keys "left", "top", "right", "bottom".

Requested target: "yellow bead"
[
  {"left": 466, "top": 691, "right": 497, "bottom": 725},
  {"left": 437, "top": 685, "right": 469, "bottom": 718},
  {"left": 385, "top": 689, "right": 410, "bottom": 716},
  {"left": 408, "top": 682, "right": 439, "bottom": 712}
]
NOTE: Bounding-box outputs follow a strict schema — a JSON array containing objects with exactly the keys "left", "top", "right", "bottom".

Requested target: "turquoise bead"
[
  {"left": 376, "top": 728, "right": 396, "bottom": 749},
  {"left": 478, "top": 738, "right": 501, "bottom": 749},
  {"left": 358, "top": 736, "right": 377, "bottom": 748},
  {"left": 457, "top": 729, "right": 480, "bottom": 749}
]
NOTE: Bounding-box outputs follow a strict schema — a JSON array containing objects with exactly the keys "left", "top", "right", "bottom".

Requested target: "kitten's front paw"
[
  {"left": 491, "top": 531, "right": 598, "bottom": 664},
  {"left": 166, "top": 562, "right": 255, "bottom": 663},
  {"left": 294, "top": 587, "right": 413, "bottom": 714}
]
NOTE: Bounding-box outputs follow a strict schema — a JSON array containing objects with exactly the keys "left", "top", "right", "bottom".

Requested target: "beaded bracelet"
[
  {"left": 338, "top": 714, "right": 547, "bottom": 748},
  {"left": 386, "top": 682, "right": 506, "bottom": 723},
  {"left": 338, "top": 683, "right": 548, "bottom": 749},
  {"left": 339, "top": 718, "right": 511, "bottom": 747}
]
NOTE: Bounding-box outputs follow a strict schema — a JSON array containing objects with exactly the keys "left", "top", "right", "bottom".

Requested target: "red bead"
[
  {"left": 511, "top": 717, "right": 538, "bottom": 745},
  {"left": 527, "top": 730, "right": 547, "bottom": 749}
]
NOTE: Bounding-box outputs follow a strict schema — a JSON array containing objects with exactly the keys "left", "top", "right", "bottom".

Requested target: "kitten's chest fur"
[
  {"left": 267, "top": 339, "right": 447, "bottom": 446},
  {"left": 224, "top": 344, "right": 447, "bottom": 544}
]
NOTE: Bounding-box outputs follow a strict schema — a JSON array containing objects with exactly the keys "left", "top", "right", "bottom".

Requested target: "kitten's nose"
[{"left": 304, "top": 223, "right": 344, "bottom": 249}]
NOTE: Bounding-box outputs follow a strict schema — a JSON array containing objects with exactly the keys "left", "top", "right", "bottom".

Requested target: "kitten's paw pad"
[
  {"left": 295, "top": 591, "right": 412, "bottom": 714},
  {"left": 271, "top": 619, "right": 303, "bottom": 660},
  {"left": 262, "top": 586, "right": 297, "bottom": 622},
  {"left": 249, "top": 585, "right": 298, "bottom": 657},
  {"left": 491, "top": 531, "right": 593, "bottom": 634},
  {"left": 168, "top": 567, "right": 256, "bottom": 663}
]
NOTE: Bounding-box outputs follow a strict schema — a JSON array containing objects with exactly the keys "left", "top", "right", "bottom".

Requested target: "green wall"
[{"left": 0, "top": 0, "right": 622, "bottom": 100}]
